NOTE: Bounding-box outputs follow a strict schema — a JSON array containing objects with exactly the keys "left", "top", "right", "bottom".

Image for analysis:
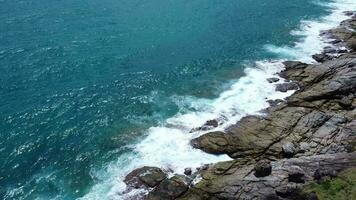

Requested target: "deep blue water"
[{"left": 0, "top": 0, "right": 331, "bottom": 199}]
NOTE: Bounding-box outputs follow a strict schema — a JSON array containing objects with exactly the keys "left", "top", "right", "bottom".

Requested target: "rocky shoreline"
[{"left": 122, "top": 12, "right": 356, "bottom": 200}]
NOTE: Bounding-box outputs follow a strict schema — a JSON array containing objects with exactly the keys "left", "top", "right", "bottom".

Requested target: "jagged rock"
[
  {"left": 147, "top": 175, "right": 189, "bottom": 200},
  {"left": 254, "top": 160, "right": 272, "bottom": 177},
  {"left": 190, "top": 119, "right": 219, "bottom": 132},
  {"left": 124, "top": 166, "right": 167, "bottom": 188},
  {"left": 267, "top": 99, "right": 284, "bottom": 106},
  {"left": 177, "top": 153, "right": 356, "bottom": 200},
  {"left": 312, "top": 53, "right": 332, "bottom": 62},
  {"left": 184, "top": 168, "right": 192, "bottom": 176},
  {"left": 141, "top": 18, "right": 356, "bottom": 200},
  {"left": 275, "top": 82, "right": 299, "bottom": 92},
  {"left": 204, "top": 119, "right": 218, "bottom": 128},
  {"left": 267, "top": 77, "right": 280, "bottom": 83},
  {"left": 344, "top": 11, "right": 355, "bottom": 16}
]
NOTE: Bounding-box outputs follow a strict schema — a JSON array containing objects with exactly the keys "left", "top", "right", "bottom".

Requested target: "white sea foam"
[
  {"left": 266, "top": 0, "right": 356, "bottom": 63},
  {"left": 80, "top": 1, "right": 356, "bottom": 199}
]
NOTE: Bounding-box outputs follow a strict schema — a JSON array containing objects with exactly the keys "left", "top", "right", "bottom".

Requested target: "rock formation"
[{"left": 122, "top": 12, "right": 356, "bottom": 200}]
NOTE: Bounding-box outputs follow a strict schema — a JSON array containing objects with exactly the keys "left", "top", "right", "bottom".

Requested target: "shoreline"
[{"left": 120, "top": 10, "right": 356, "bottom": 200}]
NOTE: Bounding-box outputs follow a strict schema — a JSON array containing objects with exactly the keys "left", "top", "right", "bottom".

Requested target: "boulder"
[
  {"left": 124, "top": 166, "right": 167, "bottom": 188},
  {"left": 267, "top": 77, "right": 280, "bottom": 83},
  {"left": 312, "top": 53, "right": 332, "bottom": 62},
  {"left": 184, "top": 168, "right": 192, "bottom": 176},
  {"left": 254, "top": 160, "right": 272, "bottom": 177},
  {"left": 282, "top": 142, "right": 297, "bottom": 158},
  {"left": 275, "top": 82, "right": 299, "bottom": 92},
  {"left": 148, "top": 175, "right": 189, "bottom": 200},
  {"left": 288, "top": 168, "right": 305, "bottom": 183}
]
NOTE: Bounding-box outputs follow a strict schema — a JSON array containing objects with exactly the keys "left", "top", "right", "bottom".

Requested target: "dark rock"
[
  {"left": 313, "top": 168, "right": 337, "bottom": 181},
  {"left": 338, "top": 95, "right": 353, "bottom": 108},
  {"left": 282, "top": 61, "right": 308, "bottom": 70},
  {"left": 148, "top": 175, "right": 189, "bottom": 200},
  {"left": 190, "top": 119, "right": 219, "bottom": 132},
  {"left": 346, "top": 38, "right": 356, "bottom": 51},
  {"left": 124, "top": 166, "right": 167, "bottom": 188},
  {"left": 282, "top": 142, "right": 297, "bottom": 158},
  {"left": 184, "top": 168, "right": 192, "bottom": 176},
  {"left": 344, "top": 11, "right": 355, "bottom": 16},
  {"left": 267, "top": 77, "right": 280, "bottom": 83},
  {"left": 288, "top": 168, "right": 305, "bottom": 183},
  {"left": 267, "top": 99, "right": 284, "bottom": 107},
  {"left": 254, "top": 160, "right": 272, "bottom": 177},
  {"left": 312, "top": 53, "right": 332, "bottom": 62},
  {"left": 264, "top": 193, "right": 282, "bottom": 200},
  {"left": 275, "top": 185, "right": 297, "bottom": 198},
  {"left": 275, "top": 82, "right": 299, "bottom": 92},
  {"left": 204, "top": 119, "right": 218, "bottom": 128}
]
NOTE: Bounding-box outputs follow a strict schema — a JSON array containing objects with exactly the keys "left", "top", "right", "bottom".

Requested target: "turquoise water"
[{"left": 0, "top": 0, "right": 332, "bottom": 199}]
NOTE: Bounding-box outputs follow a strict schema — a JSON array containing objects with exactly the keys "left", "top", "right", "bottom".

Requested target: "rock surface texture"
[{"left": 123, "top": 13, "right": 356, "bottom": 200}]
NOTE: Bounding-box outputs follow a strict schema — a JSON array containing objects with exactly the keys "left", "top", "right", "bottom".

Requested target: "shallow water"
[{"left": 1, "top": 0, "right": 354, "bottom": 199}]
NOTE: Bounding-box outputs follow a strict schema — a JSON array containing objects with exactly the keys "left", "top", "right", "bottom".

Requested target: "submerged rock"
[{"left": 267, "top": 77, "right": 280, "bottom": 83}]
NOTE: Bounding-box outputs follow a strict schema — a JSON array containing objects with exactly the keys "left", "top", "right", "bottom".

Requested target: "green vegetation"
[{"left": 304, "top": 168, "right": 356, "bottom": 200}]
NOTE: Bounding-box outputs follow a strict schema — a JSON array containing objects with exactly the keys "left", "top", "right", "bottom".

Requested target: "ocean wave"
[{"left": 79, "top": 0, "right": 356, "bottom": 199}]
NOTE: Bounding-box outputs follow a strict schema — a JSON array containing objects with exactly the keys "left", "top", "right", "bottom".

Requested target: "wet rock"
[
  {"left": 184, "top": 168, "right": 192, "bottom": 176},
  {"left": 275, "top": 82, "right": 299, "bottom": 92},
  {"left": 190, "top": 119, "right": 219, "bottom": 132},
  {"left": 204, "top": 119, "right": 218, "bottom": 128},
  {"left": 148, "top": 175, "right": 189, "bottom": 200},
  {"left": 254, "top": 160, "right": 272, "bottom": 177},
  {"left": 124, "top": 166, "right": 167, "bottom": 188},
  {"left": 267, "top": 77, "right": 280, "bottom": 83},
  {"left": 267, "top": 99, "right": 284, "bottom": 107},
  {"left": 344, "top": 11, "right": 355, "bottom": 16}
]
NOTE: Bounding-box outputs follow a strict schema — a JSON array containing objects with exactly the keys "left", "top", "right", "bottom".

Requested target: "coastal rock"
[
  {"left": 267, "top": 99, "right": 284, "bottom": 107},
  {"left": 312, "top": 53, "right": 332, "bottom": 62},
  {"left": 147, "top": 175, "right": 189, "bottom": 200},
  {"left": 124, "top": 166, "right": 167, "bottom": 188},
  {"left": 184, "top": 168, "right": 192, "bottom": 176},
  {"left": 267, "top": 77, "right": 280, "bottom": 83},
  {"left": 254, "top": 160, "right": 272, "bottom": 177},
  {"left": 177, "top": 153, "right": 356, "bottom": 200},
  {"left": 275, "top": 82, "right": 299, "bottom": 92},
  {"left": 132, "top": 18, "right": 356, "bottom": 200},
  {"left": 190, "top": 119, "right": 219, "bottom": 132}
]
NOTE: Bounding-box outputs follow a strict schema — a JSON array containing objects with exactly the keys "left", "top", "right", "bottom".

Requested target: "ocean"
[{"left": 1, "top": 0, "right": 355, "bottom": 199}]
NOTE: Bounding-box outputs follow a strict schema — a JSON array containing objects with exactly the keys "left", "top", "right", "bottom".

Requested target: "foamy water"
[{"left": 80, "top": 1, "right": 356, "bottom": 199}]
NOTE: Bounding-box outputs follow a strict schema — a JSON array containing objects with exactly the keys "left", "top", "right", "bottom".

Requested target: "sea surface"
[{"left": 1, "top": 0, "right": 355, "bottom": 199}]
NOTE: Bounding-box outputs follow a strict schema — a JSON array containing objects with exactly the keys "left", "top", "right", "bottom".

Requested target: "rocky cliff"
[{"left": 123, "top": 12, "right": 356, "bottom": 200}]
